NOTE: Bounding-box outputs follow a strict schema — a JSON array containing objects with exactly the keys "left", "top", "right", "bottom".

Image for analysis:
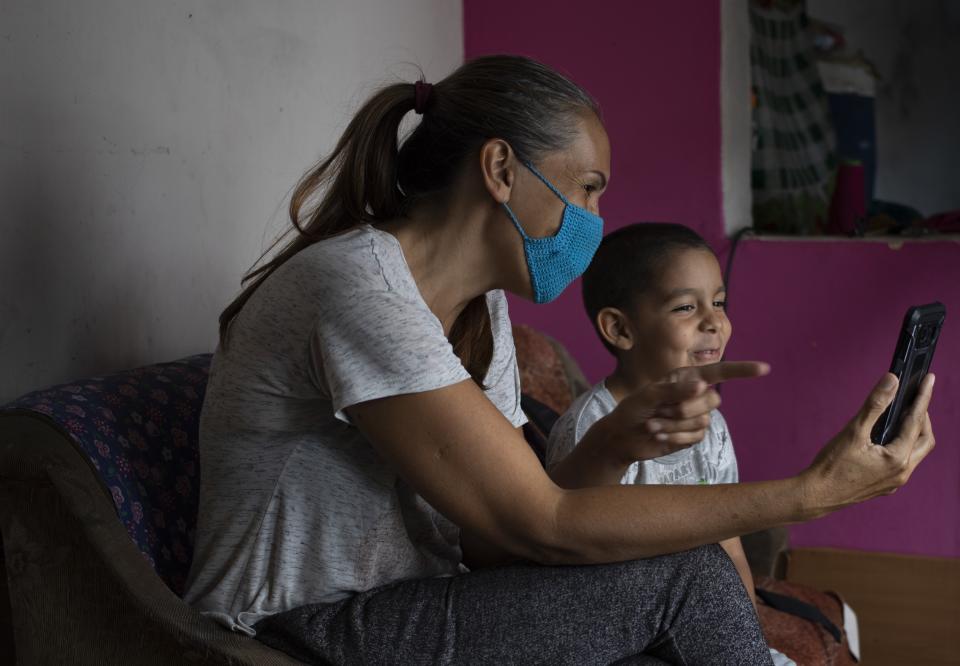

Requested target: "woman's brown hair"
[{"left": 219, "top": 55, "right": 598, "bottom": 384}]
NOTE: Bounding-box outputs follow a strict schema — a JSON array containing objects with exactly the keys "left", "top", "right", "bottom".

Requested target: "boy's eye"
[
  {"left": 713, "top": 300, "right": 727, "bottom": 309},
  {"left": 672, "top": 304, "right": 695, "bottom": 313}
]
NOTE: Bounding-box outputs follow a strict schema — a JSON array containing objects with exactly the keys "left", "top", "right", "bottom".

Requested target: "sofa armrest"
[{"left": 0, "top": 413, "right": 300, "bottom": 665}]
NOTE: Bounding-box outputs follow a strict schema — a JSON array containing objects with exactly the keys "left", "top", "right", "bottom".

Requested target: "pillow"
[{"left": 512, "top": 324, "right": 588, "bottom": 415}]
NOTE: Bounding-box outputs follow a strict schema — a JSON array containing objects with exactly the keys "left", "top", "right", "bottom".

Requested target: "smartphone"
[{"left": 871, "top": 302, "right": 945, "bottom": 445}]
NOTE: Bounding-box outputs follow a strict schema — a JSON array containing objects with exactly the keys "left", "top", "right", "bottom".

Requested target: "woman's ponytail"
[
  {"left": 219, "top": 83, "right": 416, "bottom": 347},
  {"left": 220, "top": 56, "right": 597, "bottom": 386}
]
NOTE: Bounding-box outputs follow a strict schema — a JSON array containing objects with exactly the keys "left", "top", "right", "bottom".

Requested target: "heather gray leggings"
[{"left": 254, "top": 543, "right": 772, "bottom": 665}]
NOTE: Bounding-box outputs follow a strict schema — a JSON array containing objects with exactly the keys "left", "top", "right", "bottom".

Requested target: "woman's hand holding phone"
[{"left": 800, "top": 372, "right": 937, "bottom": 518}]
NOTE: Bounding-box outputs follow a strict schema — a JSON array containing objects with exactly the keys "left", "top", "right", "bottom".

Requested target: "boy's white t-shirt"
[{"left": 545, "top": 380, "right": 738, "bottom": 485}]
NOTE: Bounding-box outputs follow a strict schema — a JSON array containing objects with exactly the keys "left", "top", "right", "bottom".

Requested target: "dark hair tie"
[{"left": 414, "top": 80, "right": 433, "bottom": 115}]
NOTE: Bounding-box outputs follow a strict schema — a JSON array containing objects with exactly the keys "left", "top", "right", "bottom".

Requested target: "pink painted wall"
[
  {"left": 722, "top": 240, "right": 959, "bottom": 558},
  {"left": 464, "top": 1, "right": 959, "bottom": 557},
  {"left": 464, "top": 0, "right": 725, "bottom": 385}
]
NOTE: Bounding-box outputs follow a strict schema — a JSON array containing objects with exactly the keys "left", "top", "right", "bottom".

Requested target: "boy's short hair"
[{"left": 582, "top": 222, "right": 712, "bottom": 355}]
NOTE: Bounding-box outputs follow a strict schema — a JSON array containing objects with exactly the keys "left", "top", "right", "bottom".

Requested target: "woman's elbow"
[{"left": 503, "top": 497, "right": 605, "bottom": 566}]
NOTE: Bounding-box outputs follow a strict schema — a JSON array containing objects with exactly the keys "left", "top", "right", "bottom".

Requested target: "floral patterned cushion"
[
  {"left": 1, "top": 354, "right": 212, "bottom": 597},
  {"left": 512, "top": 324, "right": 589, "bottom": 415}
]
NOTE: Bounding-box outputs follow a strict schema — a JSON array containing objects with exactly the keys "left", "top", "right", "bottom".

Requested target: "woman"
[{"left": 183, "top": 55, "right": 936, "bottom": 665}]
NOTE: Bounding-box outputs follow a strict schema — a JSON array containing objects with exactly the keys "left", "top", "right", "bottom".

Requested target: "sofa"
[
  {"left": 0, "top": 353, "right": 297, "bottom": 664},
  {"left": 0, "top": 325, "right": 854, "bottom": 664}
]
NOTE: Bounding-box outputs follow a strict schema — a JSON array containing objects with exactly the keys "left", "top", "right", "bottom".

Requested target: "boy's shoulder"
[
  {"left": 545, "top": 381, "right": 616, "bottom": 467},
  {"left": 548, "top": 381, "right": 615, "bottom": 443},
  {"left": 568, "top": 380, "right": 617, "bottom": 431}
]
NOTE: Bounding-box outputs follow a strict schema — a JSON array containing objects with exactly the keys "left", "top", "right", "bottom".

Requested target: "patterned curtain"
[{"left": 750, "top": 0, "right": 836, "bottom": 234}]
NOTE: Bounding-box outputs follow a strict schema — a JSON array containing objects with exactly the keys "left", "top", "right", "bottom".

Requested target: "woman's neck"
[{"left": 380, "top": 198, "right": 500, "bottom": 334}]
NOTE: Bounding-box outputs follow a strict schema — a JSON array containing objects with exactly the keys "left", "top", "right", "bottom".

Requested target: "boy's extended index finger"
[{"left": 694, "top": 361, "right": 771, "bottom": 386}]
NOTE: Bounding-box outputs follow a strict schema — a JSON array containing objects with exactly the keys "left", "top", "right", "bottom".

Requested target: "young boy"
[{"left": 546, "top": 223, "right": 792, "bottom": 662}]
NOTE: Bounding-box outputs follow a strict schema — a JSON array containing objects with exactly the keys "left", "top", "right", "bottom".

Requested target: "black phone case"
[{"left": 871, "top": 302, "right": 946, "bottom": 445}]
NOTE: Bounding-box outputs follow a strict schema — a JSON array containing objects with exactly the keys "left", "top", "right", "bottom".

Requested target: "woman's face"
[
  {"left": 498, "top": 113, "right": 611, "bottom": 301},
  {"left": 509, "top": 113, "right": 611, "bottom": 240}
]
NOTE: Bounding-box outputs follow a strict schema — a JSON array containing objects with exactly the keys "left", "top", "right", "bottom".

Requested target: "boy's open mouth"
[{"left": 690, "top": 348, "right": 721, "bottom": 363}]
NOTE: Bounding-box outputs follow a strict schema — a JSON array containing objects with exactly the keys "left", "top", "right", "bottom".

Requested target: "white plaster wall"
[
  {"left": 807, "top": 0, "right": 960, "bottom": 216},
  {"left": 0, "top": 0, "right": 463, "bottom": 402}
]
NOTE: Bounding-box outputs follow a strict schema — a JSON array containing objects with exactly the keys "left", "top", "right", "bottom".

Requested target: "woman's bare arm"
[{"left": 347, "top": 367, "right": 935, "bottom": 567}]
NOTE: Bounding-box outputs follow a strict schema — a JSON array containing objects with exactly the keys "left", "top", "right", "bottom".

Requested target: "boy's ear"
[{"left": 596, "top": 307, "right": 634, "bottom": 351}]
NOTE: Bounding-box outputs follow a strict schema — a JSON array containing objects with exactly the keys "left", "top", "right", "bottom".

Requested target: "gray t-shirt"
[
  {"left": 545, "top": 381, "right": 737, "bottom": 486},
  {"left": 183, "top": 225, "right": 526, "bottom": 635}
]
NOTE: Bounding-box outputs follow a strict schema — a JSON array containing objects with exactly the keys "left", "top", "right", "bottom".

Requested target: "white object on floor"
[
  {"left": 769, "top": 647, "right": 797, "bottom": 666},
  {"left": 843, "top": 600, "right": 861, "bottom": 661}
]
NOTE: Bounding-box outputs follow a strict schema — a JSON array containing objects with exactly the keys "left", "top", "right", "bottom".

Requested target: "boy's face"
[{"left": 622, "top": 248, "right": 731, "bottom": 380}]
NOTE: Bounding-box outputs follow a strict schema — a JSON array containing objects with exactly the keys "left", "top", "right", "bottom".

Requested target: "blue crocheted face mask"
[{"left": 502, "top": 162, "right": 604, "bottom": 304}]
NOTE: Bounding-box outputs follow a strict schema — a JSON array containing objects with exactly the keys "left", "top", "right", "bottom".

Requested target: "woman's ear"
[
  {"left": 596, "top": 307, "right": 634, "bottom": 351},
  {"left": 479, "top": 138, "right": 515, "bottom": 204}
]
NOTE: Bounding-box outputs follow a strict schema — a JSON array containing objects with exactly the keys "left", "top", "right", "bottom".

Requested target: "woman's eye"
[{"left": 583, "top": 183, "right": 597, "bottom": 194}]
